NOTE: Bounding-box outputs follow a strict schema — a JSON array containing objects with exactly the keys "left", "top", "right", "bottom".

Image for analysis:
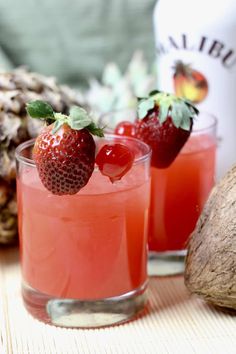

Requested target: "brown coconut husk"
[{"left": 184, "top": 164, "right": 236, "bottom": 310}]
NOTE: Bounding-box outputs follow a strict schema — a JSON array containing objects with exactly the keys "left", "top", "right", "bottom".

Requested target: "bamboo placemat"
[{"left": 0, "top": 248, "right": 235, "bottom": 354}]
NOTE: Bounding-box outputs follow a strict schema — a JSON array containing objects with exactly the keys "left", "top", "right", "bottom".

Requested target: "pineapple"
[
  {"left": 80, "top": 51, "right": 155, "bottom": 119},
  {"left": 0, "top": 67, "right": 82, "bottom": 245}
]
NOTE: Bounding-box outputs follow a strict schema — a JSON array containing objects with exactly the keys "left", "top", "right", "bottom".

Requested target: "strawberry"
[
  {"left": 96, "top": 143, "right": 135, "bottom": 183},
  {"left": 26, "top": 100, "right": 104, "bottom": 195},
  {"left": 135, "top": 91, "right": 198, "bottom": 168}
]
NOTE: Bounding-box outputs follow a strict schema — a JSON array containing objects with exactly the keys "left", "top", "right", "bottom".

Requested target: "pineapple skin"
[{"left": 0, "top": 68, "right": 82, "bottom": 245}]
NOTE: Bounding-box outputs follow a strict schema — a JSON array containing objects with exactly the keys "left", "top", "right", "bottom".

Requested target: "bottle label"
[
  {"left": 156, "top": 33, "right": 236, "bottom": 179},
  {"left": 157, "top": 34, "right": 236, "bottom": 70}
]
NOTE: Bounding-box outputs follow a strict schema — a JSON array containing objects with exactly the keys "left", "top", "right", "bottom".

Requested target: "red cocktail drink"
[
  {"left": 16, "top": 135, "right": 151, "bottom": 327},
  {"left": 149, "top": 132, "right": 216, "bottom": 252},
  {"left": 101, "top": 110, "right": 217, "bottom": 274}
]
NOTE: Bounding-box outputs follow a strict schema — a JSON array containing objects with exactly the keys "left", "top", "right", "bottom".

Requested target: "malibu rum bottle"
[{"left": 153, "top": 0, "right": 236, "bottom": 179}]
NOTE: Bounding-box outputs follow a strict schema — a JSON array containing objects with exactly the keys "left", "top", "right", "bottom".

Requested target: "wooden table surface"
[{"left": 0, "top": 247, "right": 235, "bottom": 354}]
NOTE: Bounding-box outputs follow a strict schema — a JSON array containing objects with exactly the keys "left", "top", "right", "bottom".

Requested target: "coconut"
[{"left": 184, "top": 164, "right": 236, "bottom": 310}]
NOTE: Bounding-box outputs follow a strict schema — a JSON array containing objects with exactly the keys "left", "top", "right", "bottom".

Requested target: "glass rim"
[
  {"left": 192, "top": 111, "right": 217, "bottom": 133},
  {"left": 100, "top": 108, "right": 218, "bottom": 134},
  {"left": 15, "top": 134, "right": 152, "bottom": 168}
]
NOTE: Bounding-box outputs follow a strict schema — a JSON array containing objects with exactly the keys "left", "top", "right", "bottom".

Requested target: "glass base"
[
  {"left": 148, "top": 250, "right": 186, "bottom": 276},
  {"left": 22, "top": 282, "right": 147, "bottom": 328}
]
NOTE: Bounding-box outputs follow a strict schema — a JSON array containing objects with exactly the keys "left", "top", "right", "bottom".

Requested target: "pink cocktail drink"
[
  {"left": 16, "top": 135, "right": 151, "bottom": 327},
  {"left": 100, "top": 109, "right": 217, "bottom": 273},
  {"left": 149, "top": 132, "right": 216, "bottom": 252},
  {"left": 18, "top": 162, "right": 149, "bottom": 298}
]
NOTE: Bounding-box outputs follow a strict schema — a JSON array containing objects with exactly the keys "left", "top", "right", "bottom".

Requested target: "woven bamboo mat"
[{"left": 0, "top": 248, "right": 235, "bottom": 354}]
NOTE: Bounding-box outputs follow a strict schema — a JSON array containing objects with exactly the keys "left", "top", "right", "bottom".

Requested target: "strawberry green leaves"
[
  {"left": 68, "top": 106, "right": 92, "bottom": 129},
  {"left": 26, "top": 100, "right": 54, "bottom": 119},
  {"left": 26, "top": 100, "right": 104, "bottom": 137},
  {"left": 137, "top": 91, "right": 199, "bottom": 131},
  {"left": 159, "top": 103, "right": 170, "bottom": 124},
  {"left": 86, "top": 122, "right": 104, "bottom": 137},
  {"left": 138, "top": 98, "right": 155, "bottom": 119}
]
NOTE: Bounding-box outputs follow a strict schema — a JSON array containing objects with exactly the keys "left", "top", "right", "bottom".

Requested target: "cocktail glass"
[
  {"left": 16, "top": 134, "right": 151, "bottom": 328},
  {"left": 100, "top": 110, "right": 217, "bottom": 275}
]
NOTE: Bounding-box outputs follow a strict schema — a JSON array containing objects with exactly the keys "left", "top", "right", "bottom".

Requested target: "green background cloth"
[{"left": 0, "top": 0, "right": 156, "bottom": 88}]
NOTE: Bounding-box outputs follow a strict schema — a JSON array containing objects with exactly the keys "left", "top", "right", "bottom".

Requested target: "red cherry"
[
  {"left": 96, "top": 143, "right": 135, "bottom": 182},
  {"left": 114, "top": 121, "right": 136, "bottom": 137}
]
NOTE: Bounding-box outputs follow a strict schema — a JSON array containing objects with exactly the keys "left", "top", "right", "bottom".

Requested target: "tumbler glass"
[
  {"left": 16, "top": 134, "right": 151, "bottom": 328},
  {"left": 148, "top": 112, "right": 217, "bottom": 275},
  {"left": 100, "top": 110, "right": 217, "bottom": 275}
]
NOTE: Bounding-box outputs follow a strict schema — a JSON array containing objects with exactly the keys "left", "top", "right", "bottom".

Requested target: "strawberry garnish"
[
  {"left": 95, "top": 143, "right": 135, "bottom": 183},
  {"left": 26, "top": 100, "right": 104, "bottom": 195},
  {"left": 136, "top": 91, "right": 198, "bottom": 168}
]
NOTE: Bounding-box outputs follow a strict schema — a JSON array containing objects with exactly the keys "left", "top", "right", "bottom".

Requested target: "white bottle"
[{"left": 153, "top": 0, "right": 236, "bottom": 179}]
